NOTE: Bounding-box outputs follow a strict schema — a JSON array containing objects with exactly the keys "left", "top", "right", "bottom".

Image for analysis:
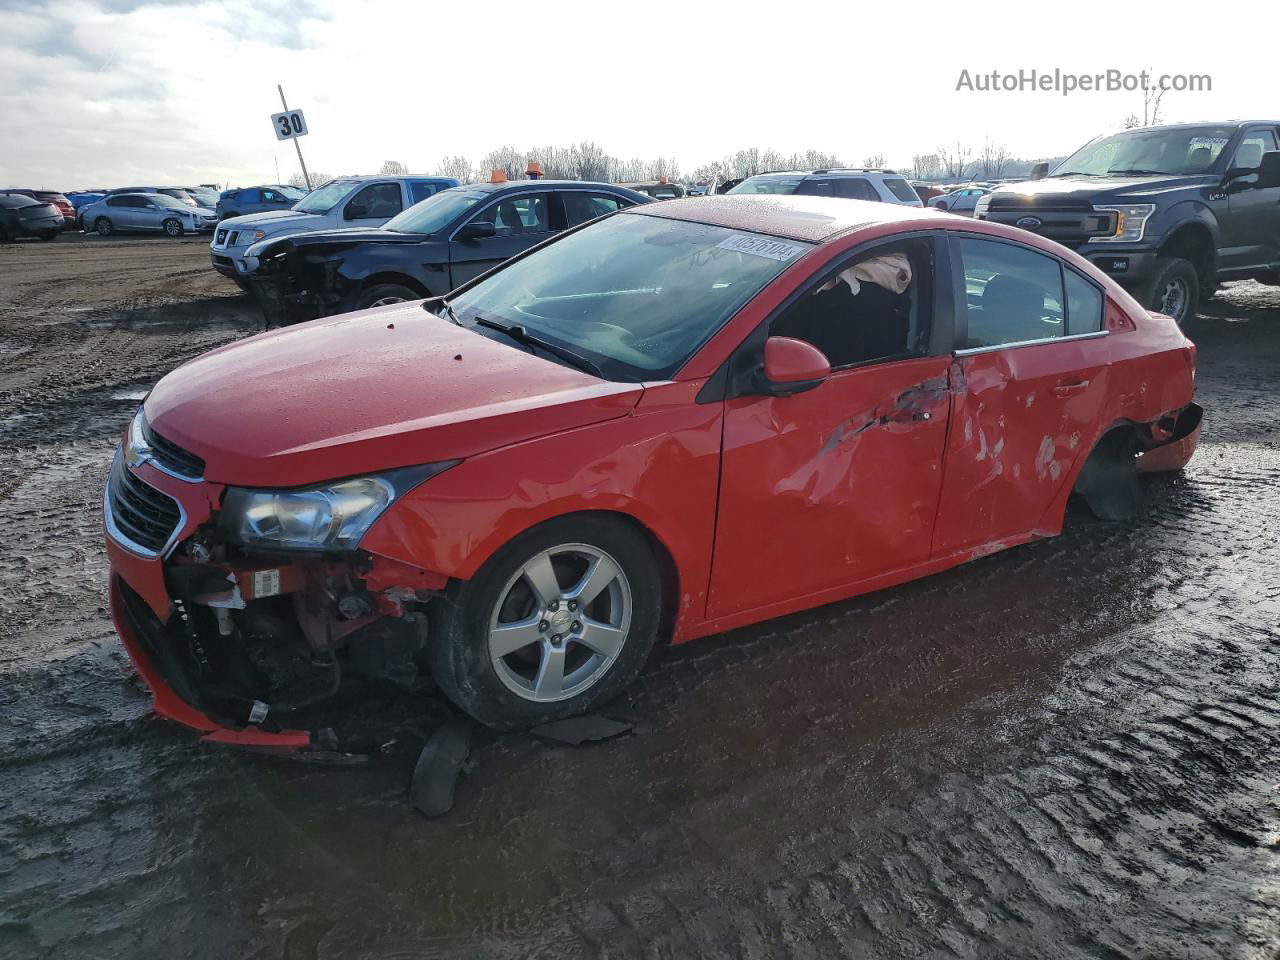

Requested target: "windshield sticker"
[
  {"left": 1188, "top": 137, "right": 1229, "bottom": 147},
  {"left": 716, "top": 234, "right": 807, "bottom": 262}
]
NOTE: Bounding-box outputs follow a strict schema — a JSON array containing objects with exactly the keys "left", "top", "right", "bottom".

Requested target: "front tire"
[
  {"left": 95, "top": 217, "right": 113, "bottom": 237},
  {"left": 353, "top": 283, "right": 420, "bottom": 311},
  {"left": 1143, "top": 257, "right": 1198, "bottom": 326},
  {"left": 162, "top": 218, "right": 183, "bottom": 237},
  {"left": 429, "top": 516, "right": 664, "bottom": 730}
]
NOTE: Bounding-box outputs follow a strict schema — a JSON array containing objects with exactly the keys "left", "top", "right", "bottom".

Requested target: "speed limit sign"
[{"left": 271, "top": 108, "right": 308, "bottom": 141}]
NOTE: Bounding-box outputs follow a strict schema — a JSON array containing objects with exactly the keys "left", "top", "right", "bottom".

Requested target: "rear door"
[
  {"left": 931, "top": 235, "right": 1111, "bottom": 555},
  {"left": 708, "top": 235, "right": 953, "bottom": 619},
  {"left": 1222, "top": 125, "right": 1280, "bottom": 270},
  {"left": 448, "top": 191, "right": 553, "bottom": 287}
]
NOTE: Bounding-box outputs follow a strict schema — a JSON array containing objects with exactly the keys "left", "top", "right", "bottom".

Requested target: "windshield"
[
  {"left": 280, "top": 185, "right": 306, "bottom": 201},
  {"left": 293, "top": 179, "right": 359, "bottom": 214},
  {"left": 152, "top": 194, "right": 192, "bottom": 210},
  {"left": 448, "top": 213, "right": 812, "bottom": 381},
  {"left": 383, "top": 188, "right": 488, "bottom": 234},
  {"left": 1054, "top": 125, "right": 1236, "bottom": 177},
  {"left": 727, "top": 176, "right": 806, "bottom": 195}
]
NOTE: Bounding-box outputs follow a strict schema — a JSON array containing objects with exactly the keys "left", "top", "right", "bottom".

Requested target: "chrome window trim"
[
  {"left": 954, "top": 329, "right": 1110, "bottom": 357},
  {"left": 103, "top": 449, "right": 188, "bottom": 559}
]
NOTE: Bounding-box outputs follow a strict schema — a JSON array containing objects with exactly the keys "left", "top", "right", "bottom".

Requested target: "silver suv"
[
  {"left": 210, "top": 175, "right": 457, "bottom": 284},
  {"left": 727, "top": 168, "right": 923, "bottom": 206}
]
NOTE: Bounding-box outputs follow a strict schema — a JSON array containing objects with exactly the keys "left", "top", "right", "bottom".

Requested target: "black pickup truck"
[{"left": 976, "top": 121, "right": 1280, "bottom": 324}]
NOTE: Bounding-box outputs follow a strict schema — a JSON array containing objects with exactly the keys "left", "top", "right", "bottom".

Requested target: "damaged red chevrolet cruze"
[{"left": 105, "top": 194, "right": 1202, "bottom": 751}]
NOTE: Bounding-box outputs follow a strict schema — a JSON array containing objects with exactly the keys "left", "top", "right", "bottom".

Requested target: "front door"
[
  {"left": 1222, "top": 127, "right": 1280, "bottom": 270},
  {"left": 931, "top": 235, "right": 1111, "bottom": 555},
  {"left": 449, "top": 192, "right": 553, "bottom": 288},
  {"left": 708, "top": 236, "right": 951, "bottom": 620}
]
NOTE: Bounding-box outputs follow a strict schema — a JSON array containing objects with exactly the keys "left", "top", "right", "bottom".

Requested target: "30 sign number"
[{"left": 271, "top": 109, "right": 308, "bottom": 141}]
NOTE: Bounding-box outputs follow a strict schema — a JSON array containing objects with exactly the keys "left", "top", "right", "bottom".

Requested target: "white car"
[
  {"left": 209, "top": 175, "right": 457, "bottom": 286},
  {"left": 727, "top": 169, "right": 923, "bottom": 206},
  {"left": 79, "top": 193, "right": 217, "bottom": 237},
  {"left": 928, "top": 186, "right": 992, "bottom": 216}
]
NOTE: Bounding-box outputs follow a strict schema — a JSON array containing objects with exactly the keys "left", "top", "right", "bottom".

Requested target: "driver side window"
[
  {"left": 770, "top": 239, "right": 933, "bottom": 369},
  {"left": 469, "top": 193, "right": 551, "bottom": 237}
]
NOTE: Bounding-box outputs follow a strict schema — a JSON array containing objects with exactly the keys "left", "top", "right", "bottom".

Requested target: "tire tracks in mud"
[{"left": 0, "top": 267, "right": 1278, "bottom": 959}]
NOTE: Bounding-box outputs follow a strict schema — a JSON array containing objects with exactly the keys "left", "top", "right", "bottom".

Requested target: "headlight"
[
  {"left": 1094, "top": 204, "right": 1155, "bottom": 243},
  {"left": 220, "top": 462, "right": 457, "bottom": 550},
  {"left": 248, "top": 229, "right": 266, "bottom": 242}
]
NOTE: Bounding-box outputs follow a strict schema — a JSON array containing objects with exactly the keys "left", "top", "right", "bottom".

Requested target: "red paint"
[
  {"left": 763, "top": 336, "right": 832, "bottom": 383},
  {"left": 106, "top": 197, "right": 1200, "bottom": 742}
]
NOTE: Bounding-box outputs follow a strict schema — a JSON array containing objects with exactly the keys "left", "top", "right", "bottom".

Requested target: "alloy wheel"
[
  {"left": 488, "top": 543, "right": 632, "bottom": 703},
  {"left": 369, "top": 295, "right": 407, "bottom": 307}
]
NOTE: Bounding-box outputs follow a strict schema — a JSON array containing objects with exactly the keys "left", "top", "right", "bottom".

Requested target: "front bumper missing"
[{"left": 111, "top": 574, "right": 312, "bottom": 752}]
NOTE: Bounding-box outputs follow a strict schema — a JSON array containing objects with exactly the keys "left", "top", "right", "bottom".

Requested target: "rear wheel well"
[
  {"left": 1070, "top": 424, "right": 1142, "bottom": 521},
  {"left": 1159, "top": 224, "right": 1214, "bottom": 285}
]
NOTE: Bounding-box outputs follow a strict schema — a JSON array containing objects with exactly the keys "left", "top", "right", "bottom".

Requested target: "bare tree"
[
  {"left": 479, "top": 145, "right": 526, "bottom": 181},
  {"left": 1141, "top": 69, "right": 1169, "bottom": 127},
  {"left": 434, "top": 155, "right": 475, "bottom": 183},
  {"left": 571, "top": 141, "right": 610, "bottom": 181},
  {"left": 379, "top": 160, "right": 408, "bottom": 175},
  {"left": 1122, "top": 114, "right": 1142, "bottom": 129},
  {"left": 862, "top": 153, "right": 886, "bottom": 168},
  {"left": 978, "top": 140, "right": 1011, "bottom": 178},
  {"left": 937, "top": 142, "right": 972, "bottom": 179},
  {"left": 911, "top": 153, "right": 942, "bottom": 180},
  {"left": 288, "top": 171, "right": 331, "bottom": 188}
]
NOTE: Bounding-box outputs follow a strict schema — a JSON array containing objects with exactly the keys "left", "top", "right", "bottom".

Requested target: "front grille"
[
  {"left": 141, "top": 419, "right": 205, "bottom": 479},
  {"left": 106, "top": 456, "right": 182, "bottom": 554},
  {"left": 988, "top": 195, "right": 1093, "bottom": 212}
]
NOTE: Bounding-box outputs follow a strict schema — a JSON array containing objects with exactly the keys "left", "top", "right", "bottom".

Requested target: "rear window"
[{"left": 883, "top": 178, "right": 919, "bottom": 202}]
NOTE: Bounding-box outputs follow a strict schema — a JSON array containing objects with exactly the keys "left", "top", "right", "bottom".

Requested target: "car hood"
[
  {"left": 259, "top": 227, "right": 422, "bottom": 256},
  {"left": 219, "top": 209, "right": 328, "bottom": 233},
  {"left": 989, "top": 174, "right": 1214, "bottom": 203},
  {"left": 144, "top": 303, "right": 644, "bottom": 487}
]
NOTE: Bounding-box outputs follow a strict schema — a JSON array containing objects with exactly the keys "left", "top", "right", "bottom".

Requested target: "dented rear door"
[
  {"left": 707, "top": 356, "right": 952, "bottom": 620},
  {"left": 932, "top": 340, "right": 1109, "bottom": 555}
]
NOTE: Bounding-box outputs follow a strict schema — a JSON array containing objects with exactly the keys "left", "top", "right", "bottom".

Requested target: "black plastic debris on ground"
[
  {"left": 528, "top": 714, "right": 635, "bottom": 747},
  {"left": 410, "top": 717, "right": 474, "bottom": 818}
]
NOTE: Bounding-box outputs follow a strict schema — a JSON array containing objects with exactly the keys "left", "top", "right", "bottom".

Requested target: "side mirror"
[
  {"left": 1256, "top": 152, "right": 1280, "bottom": 189},
  {"left": 457, "top": 221, "right": 497, "bottom": 242},
  {"left": 756, "top": 337, "right": 831, "bottom": 396},
  {"left": 345, "top": 203, "right": 369, "bottom": 220},
  {"left": 1030, "top": 162, "right": 1049, "bottom": 181}
]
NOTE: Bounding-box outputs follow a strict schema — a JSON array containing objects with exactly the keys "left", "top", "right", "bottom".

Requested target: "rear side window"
[
  {"left": 1065, "top": 270, "right": 1103, "bottom": 334},
  {"left": 883, "top": 178, "right": 918, "bottom": 202},
  {"left": 563, "top": 192, "right": 623, "bottom": 227},
  {"left": 956, "top": 237, "right": 1066, "bottom": 348},
  {"left": 409, "top": 181, "right": 442, "bottom": 204},
  {"left": 106, "top": 195, "right": 132, "bottom": 207}
]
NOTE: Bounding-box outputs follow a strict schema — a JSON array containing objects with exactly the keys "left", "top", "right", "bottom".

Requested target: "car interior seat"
[{"left": 974, "top": 274, "right": 1055, "bottom": 346}]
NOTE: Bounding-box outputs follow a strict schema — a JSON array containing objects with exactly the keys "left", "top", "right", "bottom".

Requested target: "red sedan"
[{"left": 105, "top": 195, "right": 1201, "bottom": 746}]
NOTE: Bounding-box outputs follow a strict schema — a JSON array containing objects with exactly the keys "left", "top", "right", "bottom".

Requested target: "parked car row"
[{"left": 0, "top": 194, "right": 66, "bottom": 241}]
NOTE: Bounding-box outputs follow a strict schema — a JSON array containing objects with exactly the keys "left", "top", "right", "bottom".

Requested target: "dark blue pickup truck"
[{"left": 976, "top": 121, "right": 1280, "bottom": 325}]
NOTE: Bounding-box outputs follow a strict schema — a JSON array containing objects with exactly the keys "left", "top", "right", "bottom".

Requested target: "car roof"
[
  {"left": 742, "top": 169, "right": 903, "bottom": 180},
  {"left": 624, "top": 194, "right": 943, "bottom": 243}
]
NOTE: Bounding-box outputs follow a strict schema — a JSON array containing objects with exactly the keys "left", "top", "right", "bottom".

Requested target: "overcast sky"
[{"left": 1, "top": 0, "right": 1275, "bottom": 190}]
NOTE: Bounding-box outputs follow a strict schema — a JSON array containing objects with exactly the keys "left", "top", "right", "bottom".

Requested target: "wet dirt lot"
[{"left": 1, "top": 235, "right": 1279, "bottom": 960}]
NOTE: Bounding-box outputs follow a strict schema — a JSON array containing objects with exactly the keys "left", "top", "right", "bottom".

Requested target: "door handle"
[{"left": 1052, "top": 379, "right": 1090, "bottom": 397}]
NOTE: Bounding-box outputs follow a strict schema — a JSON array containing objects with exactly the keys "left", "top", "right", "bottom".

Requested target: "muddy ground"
[{"left": 1, "top": 233, "right": 1279, "bottom": 960}]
